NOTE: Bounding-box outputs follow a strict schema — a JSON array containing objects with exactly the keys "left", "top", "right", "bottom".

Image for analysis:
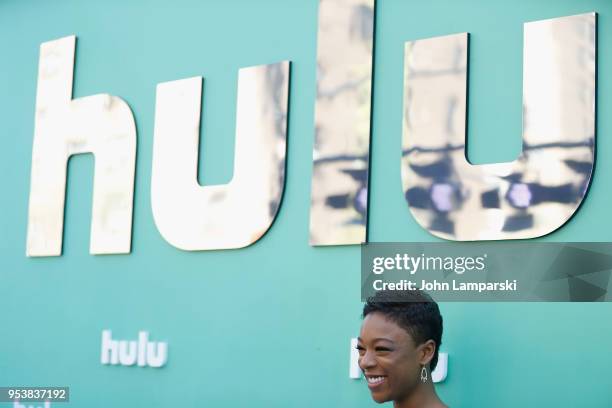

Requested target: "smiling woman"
[{"left": 357, "top": 290, "right": 447, "bottom": 408}]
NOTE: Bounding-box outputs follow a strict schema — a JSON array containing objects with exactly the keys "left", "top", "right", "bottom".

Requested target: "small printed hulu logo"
[{"left": 100, "top": 330, "right": 168, "bottom": 368}]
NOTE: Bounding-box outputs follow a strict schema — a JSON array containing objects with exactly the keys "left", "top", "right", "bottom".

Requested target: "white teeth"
[{"left": 367, "top": 376, "right": 385, "bottom": 384}]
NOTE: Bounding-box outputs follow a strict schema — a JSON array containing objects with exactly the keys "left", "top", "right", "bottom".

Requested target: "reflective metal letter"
[
  {"left": 310, "top": 0, "right": 375, "bottom": 246},
  {"left": 402, "top": 13, "right": 596, "bottom": 240},
  {"left": 27, "top": 36, "right": 137, "bottom": 256},
  {"left": 151, "top": 62, "right": 290, "bottom": 251}
]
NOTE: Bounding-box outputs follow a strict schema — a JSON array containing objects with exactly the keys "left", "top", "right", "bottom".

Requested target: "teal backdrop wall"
[{"left": 1, "top": 0, "right": 611, "bottom": 407}]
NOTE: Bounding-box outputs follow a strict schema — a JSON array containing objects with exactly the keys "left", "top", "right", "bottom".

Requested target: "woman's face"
[{"left": 357, "top": 312, "right": 422, "bottom": 404}]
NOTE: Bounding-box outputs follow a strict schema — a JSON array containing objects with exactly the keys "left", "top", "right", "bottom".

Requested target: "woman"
[{"left": 356, "top": 290, "right": 447, "bottom": 408}]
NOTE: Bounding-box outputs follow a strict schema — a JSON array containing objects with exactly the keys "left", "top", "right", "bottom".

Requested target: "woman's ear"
[{"left": 418, "top": 339, "right": 437, "bottom": 367}]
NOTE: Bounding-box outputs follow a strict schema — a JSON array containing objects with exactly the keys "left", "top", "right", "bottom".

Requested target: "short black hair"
[{"left": 363, "top": 290, "right": 443, "bottom": 370}]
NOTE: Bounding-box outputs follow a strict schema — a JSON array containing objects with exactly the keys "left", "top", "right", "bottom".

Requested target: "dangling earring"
[{"left": 420, "top": 365, "right": 428, "bottom": 383}]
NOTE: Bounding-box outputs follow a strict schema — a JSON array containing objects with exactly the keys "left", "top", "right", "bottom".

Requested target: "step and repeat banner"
[{"left": 1, "top": 0, "right": 612, "bottom": 407}]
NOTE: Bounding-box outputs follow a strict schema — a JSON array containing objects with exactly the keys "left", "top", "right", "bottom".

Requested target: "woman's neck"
[{"left": 393, "top": 382, "right": 447, "bottom": 408}]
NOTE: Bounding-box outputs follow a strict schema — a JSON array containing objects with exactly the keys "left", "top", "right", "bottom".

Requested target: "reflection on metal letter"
[
  {"left": 27, "top": 36, "right": 137, "bottom": 256},
  {"left": 402, "top": 13, "right": 596, "bottom": 240},
  {"left": 310, "top": 0, "right": 375, "bottom": 246},
  {"left": 151, "top": 62, "right": 290, "bottom": 251}
]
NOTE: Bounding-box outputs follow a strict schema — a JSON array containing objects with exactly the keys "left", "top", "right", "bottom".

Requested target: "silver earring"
[{"left": 420, "top": 366, "right": 428, "bottom": 383}]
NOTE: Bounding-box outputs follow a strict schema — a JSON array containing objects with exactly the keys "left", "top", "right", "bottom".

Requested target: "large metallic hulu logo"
[{"left": 25, "top": 4, "right": 596, "bottom": 256}]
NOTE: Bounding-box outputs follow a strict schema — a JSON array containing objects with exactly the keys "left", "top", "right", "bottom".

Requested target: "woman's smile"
[{"left": 366, "top": 375, "right": 388, "bottom": 390}]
